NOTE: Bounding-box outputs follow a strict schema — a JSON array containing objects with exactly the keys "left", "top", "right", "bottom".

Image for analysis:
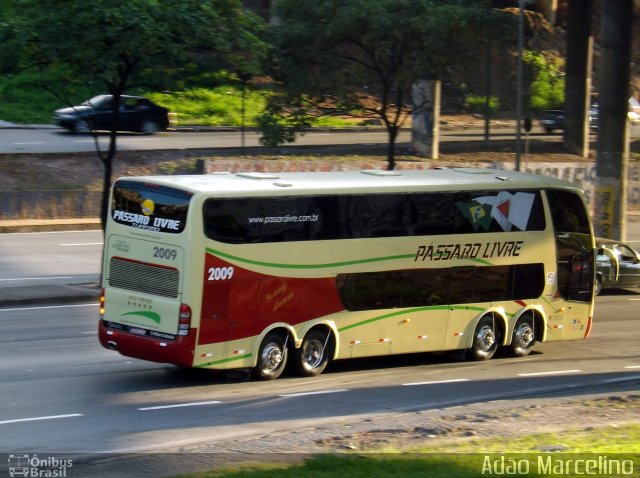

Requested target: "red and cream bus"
[{"left": 99, "top": 168, "right": 596, "bottom": 380}]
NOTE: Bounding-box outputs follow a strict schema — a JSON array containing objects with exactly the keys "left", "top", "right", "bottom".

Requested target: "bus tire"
[
  {"left": 509, "top": 313, "right": 536, "bottom": 357},
  {"left": 253, "top": 332, "right": 288, "bottom": 381},
  {"left": 295, "top": 329, "right": 331, "bottom": 377},
  {"left": 470, "top": 315, "right": 499, "bottom": 361}
]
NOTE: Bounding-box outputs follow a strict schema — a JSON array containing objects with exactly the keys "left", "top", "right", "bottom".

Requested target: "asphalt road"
[
  {"left": 2, "top": 225, "right": 635, "bottom": 293},
  {"left": 0, "top": 230, "right": 639, "bottom": 477},
  {"left": 1, "top": 128, "right": 398, "bottom": 154},
  {"left": 0, "top": 292, "right": 638, "bottom": 458},
  {"left": 0, "top": 230, "right": 102, "bottom": 289},
  {"left": 0, "top": 125, "right": 541, "bottom": 155}
]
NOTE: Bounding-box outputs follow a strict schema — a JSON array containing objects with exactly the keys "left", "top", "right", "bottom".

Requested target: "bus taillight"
[
  {"left": 178, "top": 303, "right": 192, "bottom": 336},
  {"left": 100, "top": 288, "right": 105, "bottom": 318}
]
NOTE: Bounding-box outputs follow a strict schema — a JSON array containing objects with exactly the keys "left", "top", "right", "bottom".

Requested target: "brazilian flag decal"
[{"left": 455, "top": 201, "right": 492, "bottom": 231}]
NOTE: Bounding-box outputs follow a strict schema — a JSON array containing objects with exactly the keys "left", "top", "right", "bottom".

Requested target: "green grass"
[
  {"left": 146, "top": 87, "right": 267, "bottom": 127},
  {"left": 171, "top": 425, "right": 640, "bottom": 477},
  {"left": 0, "top": 76, "right": 358, "bottom": 128},
  {"left": 415, "top": 424, "right": 640, "bottom": 454},
  {"left": 0, "top": 77, "right": 83, "bottom": 124}
]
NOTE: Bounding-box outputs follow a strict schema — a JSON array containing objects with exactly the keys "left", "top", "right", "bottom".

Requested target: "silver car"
[{"left": 595, "top": 239, "right": 640, "bottom": 295}]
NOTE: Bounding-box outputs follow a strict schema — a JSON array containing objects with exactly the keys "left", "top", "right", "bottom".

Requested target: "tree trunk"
[
  {"left": 563, "top": 0, "right": 593, "bottom": 157},
  {"left": 99, "top": 130, "right": 118, "bottom": 232},
  {"left": 387, "top": 125, "right": 398, "bottom": 170}
]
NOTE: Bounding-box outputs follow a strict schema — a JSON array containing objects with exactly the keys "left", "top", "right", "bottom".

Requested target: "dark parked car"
[
  {"left": 53, "top": 95, "right": 170, "bottom": 134},
  {"left": 539, "top": 103, "right": 598, "bottom": 133},
  {"left": 595, "top": 238, "right": 640, "bottom": 295},
  {"left": 539, "top": 107, "right": 565, "bottom": 133}
]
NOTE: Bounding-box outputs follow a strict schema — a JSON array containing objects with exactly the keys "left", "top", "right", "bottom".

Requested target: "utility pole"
[
  {"left": 594, "top": 0, "right": 633, "bottom": 241},
  {"left": 563, "top": 0, "right": 593, "bottom": 158}
]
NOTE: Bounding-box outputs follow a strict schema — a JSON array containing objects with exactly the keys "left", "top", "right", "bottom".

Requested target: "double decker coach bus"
[{"left": 99, "top": 168, "right": 595, "bottom": 380}]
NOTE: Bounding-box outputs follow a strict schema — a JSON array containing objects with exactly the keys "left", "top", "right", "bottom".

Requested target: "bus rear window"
[{"left": 111, "top": 180, "right": 191, "bottom": 234}]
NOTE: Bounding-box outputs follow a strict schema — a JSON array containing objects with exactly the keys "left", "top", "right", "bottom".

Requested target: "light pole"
[
  {"left": 238, "top": 72, "right": 252, "bottom": 156},
  {"left": 515, "top": 0, "right": 527, "bottom": 172}
]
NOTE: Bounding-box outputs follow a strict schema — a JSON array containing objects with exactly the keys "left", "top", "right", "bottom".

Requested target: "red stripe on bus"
[{"left": 198, "top": 254, "right": 344, "bottom": 345}]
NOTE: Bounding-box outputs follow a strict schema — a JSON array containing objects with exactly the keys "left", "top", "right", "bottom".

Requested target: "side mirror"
[{"left": 601, "top": 246, "right": 619, "bottom": 281}]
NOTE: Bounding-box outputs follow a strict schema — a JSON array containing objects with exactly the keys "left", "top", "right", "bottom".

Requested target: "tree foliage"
[
  {"left": 1, "top": 0, "right": 266, "bottom": 227},
  {"left": 524, "top": 51, "right": 565, "bottom": 111},
  {"left": 266, "top": 0, "right": 497, "bottom": 169}
]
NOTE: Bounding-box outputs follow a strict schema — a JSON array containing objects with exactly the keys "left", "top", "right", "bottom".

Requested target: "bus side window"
[
  {"left": 568, "top": 252, "right": 595, "bottom": 301},
  {"left": 347, "top": 194, "right": 409, "bottom": 238},
  {"left": 546, "top": 189, "right": 594, "bottom": 302},
  {"left": 546, "top": 189, "right": 591, "bottom": 235},
  {"left": 410, "top": 193, "right": 453, "bottom": 235}
]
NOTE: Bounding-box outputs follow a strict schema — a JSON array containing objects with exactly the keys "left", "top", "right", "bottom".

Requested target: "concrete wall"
[{"left": 1, "top": 159, "right": 638, "bottom": 220}]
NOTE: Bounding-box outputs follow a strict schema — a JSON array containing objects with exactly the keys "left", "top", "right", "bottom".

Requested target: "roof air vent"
[
  {"left": 236, "top": 172, "right": 280, "bottom": 180},
  {"left": 361, "top": 170, "right": 402, "bottom": 177}
]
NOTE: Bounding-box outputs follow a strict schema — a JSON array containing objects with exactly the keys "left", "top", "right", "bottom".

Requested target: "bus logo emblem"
[{"left": 141, "top": 198, "right": 155, "bottom": 216}]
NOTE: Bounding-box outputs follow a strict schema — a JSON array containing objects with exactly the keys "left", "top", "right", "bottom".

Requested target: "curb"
[
  {"left": 0, "top": 283, "right": 101, "bottom": 308},
  {"left": 0, "top": 218, "right": 102, "bottom": 233}
]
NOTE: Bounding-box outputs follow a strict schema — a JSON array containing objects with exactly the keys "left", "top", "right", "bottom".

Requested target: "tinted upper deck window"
[{"left": 203, "top": 190, "right": 545, "bottom": 244}]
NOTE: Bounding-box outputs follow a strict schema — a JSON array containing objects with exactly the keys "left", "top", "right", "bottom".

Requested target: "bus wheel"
[
  {"left": 295, "top": 329, "right": 331, "bottom": 377},
  {"left": 253, "top": 332, "right": 288, "bottom": 381},
  {"left": 470, "top": 315, "right": 498, "bottom": 361},
  {"left": 510, "top": 314, "right": 535, "bottom": 357}
]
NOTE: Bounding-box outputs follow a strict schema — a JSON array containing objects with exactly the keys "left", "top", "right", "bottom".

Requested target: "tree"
[
  {"left": 2, "top": 0, "right": 266, "bottom": 228},
  {"left": 266, "top": 0, "right": 495, "bottom": 169}
]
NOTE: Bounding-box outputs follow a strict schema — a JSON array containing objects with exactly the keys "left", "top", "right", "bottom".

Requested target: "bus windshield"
[{"left": 111, "top": 180, "right": 191, "bottom": 234}]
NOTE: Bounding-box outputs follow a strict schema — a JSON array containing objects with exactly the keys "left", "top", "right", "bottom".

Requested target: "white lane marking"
[
  {"left": 0, "top": 230, "right": 100, "bottom": 236},
  {"left": 59, "top": 242, "right": 103, "bottom": 246},
  {"left": 138, "top": 401, "right": 222, "bottom": 411},
  {"left": 279, "top": 389, "right": 349, "bottom": 398},
  {"left": 403, "top": 378, "right": 470, "bottom": 386},
  {"left": 13, "top": 142, "right": 46, "bottom": 145},
  {"left": 517, "top": 369, "right": 581, "bottom": 377},
  {"left": 0, "top": 276, "right": 73, "bottom": 282},
  {"left": 0, "top": 414, "right": 83, "bottom": 425},
  {"left": 624, "top": 365, "right": 640, "bottom": 369},
  {"left": 0, "top": 303, "right": 97, "bottom": 312}
]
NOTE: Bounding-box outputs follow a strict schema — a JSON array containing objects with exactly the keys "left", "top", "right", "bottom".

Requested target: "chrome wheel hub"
[
  {"left": 477, "top": 326, "right": 496, "bottom": 351},
  {"left": 261, "top": 344, "right": 283, "bottom": 371}
]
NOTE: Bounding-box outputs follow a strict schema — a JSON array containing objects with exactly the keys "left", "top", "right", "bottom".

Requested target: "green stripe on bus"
[
  {"left": 206, "top": 247, "right": 495, "bottom": 270},
  {"left": 338, "top": 305, "right": 487, "bottom": 332},
  {"left": 121, "top": 310, "right": 161, "bottom": 324},
  {"left": 468, "top": 257, "right": 494, "bottom": 266},
  {"left": 206, "top": 247, "right": 414, "bottom": 269},
  {"left": 195, "top": 353, "right": 253, "bottom": 368}
]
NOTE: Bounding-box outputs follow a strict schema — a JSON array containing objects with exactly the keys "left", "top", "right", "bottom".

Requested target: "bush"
[
  {"left": 525, "top": 51, "right": 564, "bottom": 111},
  {"left": 464, "top": 94, "right": 500, "bottom": 114}
]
